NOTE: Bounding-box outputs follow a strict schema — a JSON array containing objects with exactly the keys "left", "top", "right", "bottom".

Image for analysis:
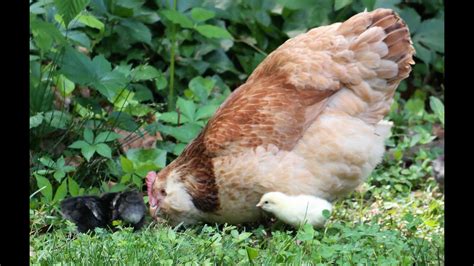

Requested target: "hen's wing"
[{"left": 201, "top": 8, "right": 414, "bottom": 157}]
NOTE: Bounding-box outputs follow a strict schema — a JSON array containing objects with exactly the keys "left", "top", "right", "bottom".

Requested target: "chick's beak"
[{"left": 256, "top": 202, "right": 262, "bottom": 208}]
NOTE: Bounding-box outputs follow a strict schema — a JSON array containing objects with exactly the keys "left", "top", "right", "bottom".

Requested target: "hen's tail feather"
[
  {"left": 337, "top": 8, "right": 415, "bottom": 123},
  {"left": 372, "top": 9, "right": 415, "bottom": 82}
]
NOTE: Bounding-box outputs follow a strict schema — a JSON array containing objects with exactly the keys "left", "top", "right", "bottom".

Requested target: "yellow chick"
[{"left": 256, "top": 192, "right": 332, "bottom": 228}]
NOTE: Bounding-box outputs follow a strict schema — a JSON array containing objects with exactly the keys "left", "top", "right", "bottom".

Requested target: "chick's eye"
[{"left": 264, "top": 201, "right": 269, "bottom": 204}]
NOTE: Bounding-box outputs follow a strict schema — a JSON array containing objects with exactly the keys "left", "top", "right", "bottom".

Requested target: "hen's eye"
[{"left": 160, "top": 189, "right": 167, "bottom": 196}]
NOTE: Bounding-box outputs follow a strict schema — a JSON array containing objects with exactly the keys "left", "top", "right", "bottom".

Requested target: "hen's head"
[{"left": 145, "top": 166, "right": 198, "bottom": 225}]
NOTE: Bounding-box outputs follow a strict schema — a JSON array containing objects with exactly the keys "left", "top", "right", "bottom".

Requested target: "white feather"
[{"left": 256, "top": 192, "right": 332, "bottom": 228}]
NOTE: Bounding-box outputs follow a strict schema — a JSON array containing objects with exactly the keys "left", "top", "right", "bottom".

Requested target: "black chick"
[
  {"left": 60, "top": 195, "right": 111, "bottom": 233},
  {"left": 108, "top": 190, "right": 147, "bottom": 231},
  {"left": 60, "top": 190, "right": 146, "bottom": 233}
]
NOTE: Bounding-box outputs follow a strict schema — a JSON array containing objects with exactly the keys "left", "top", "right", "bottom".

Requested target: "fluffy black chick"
[
  {"left": 60, "top": 190, "right": 146, "bottom": 233},
  {"left": 60, "top": 195, "right": 112, "bottom": 233}
]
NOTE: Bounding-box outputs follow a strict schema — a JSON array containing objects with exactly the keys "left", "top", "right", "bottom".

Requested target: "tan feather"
[{"left": 148, "top": 8, "right": 415, "bottom": 225}]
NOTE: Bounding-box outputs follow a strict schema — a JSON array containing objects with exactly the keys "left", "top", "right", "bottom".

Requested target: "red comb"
[{"left": 146, "top": 171, "right": 157, "bottom": 206}]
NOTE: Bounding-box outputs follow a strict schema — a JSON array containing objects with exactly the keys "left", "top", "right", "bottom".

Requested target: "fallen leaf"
[
  {"left": 114, "top": 128, "right": 163, "bottom": 153},
  {"left": 65, "top": 155, "right": 84, "bottom": 168}
]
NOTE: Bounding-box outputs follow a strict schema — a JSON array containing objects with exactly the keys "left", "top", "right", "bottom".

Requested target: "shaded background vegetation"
[{"left": 30, "top": 0, "right": 444, "bottom": 264}]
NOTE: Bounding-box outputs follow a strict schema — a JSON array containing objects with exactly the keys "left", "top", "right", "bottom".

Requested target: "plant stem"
[{"left": 167, "top": 0, "right": 178, "bottom": 111}]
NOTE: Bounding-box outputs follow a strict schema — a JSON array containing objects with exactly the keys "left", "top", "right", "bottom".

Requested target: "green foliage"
[
  {"left": 54, "top": 0, "right": 91, "bottom": 27},
  {"left": 30, "top": 210, "right": 443, "bottom": 264}
]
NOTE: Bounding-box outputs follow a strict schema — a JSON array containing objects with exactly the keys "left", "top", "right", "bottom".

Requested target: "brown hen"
[{"left": 146, "top": 8, "right": 415, "bottom": 225}]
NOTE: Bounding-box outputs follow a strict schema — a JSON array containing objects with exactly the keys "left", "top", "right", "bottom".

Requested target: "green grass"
[{"left": 30, "top": 179, "right": 444, "bottom": 265}]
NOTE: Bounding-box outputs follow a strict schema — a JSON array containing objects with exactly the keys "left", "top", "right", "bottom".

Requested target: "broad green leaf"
[
  {"left": 276, "top": 0, "right": 316, "bottom": 10},
  {"left": 296, "top": 224, "right": 315, "bottom": 241},
  {"left": 68, "top": 177, "right": 80, "bottom": 196},
  {"left": 76, "top": 13, "right": 105, "bottom": 33},
  {"left": 69, "top": 140, "right": 89, "bottom": 149},
  {"left": 319, "top": 245, "right": 335, "bottom": 259},
  {"left": 54, "top": 13, "right": 67, "bottom": 28},
  {"left": 413, "top": 18, "right": 444, "bottom": 53},
  {"left": 53, "top": 179, "right": 68, "bottom": 202},
  {"left": 94, "top": 70, "right": 128, "bottom": 100},
  {"left": 191, "top": 7, "right": 215, "bottom": 22},
  {"left": 30, "top": 1, "right": 47, "bottom": 14},
  {"left": 255, "top": 10, "right": 271, "bottom": 27},
  {"left": 35, "top": 174, "right": 53, "bottom": 202},
  {"left": 135, "top": 163, "right": 159, "bottom": 176},
  {"left": 30, "top": 113, "right": 44, "bottom": 129},
  {"left": 61, "top": 51, "right": 124, "bottom": 99},
  {"left": 133, "top": 84, "right": 154, "bottom": 102},
  {"left": 121, "top": 173, "right": 132, "bottom": 184},
  {"left": 155, "top": 74, "right": 168, "bottom": 91},
  {"left": 374, "top": 0, "right": 401, "bottom": 10},
  {"left": 36, "top": 170, "right": 54, "bottom": 175},
  {"left": 111, "top": 90, "right": 139, "bottom": 108},
  {"left": 429, "top": 96, "right": 445, "bottom": 125},
  {"left": 195, "top": 25, "right": 233, "bottom": 39},
  {"left": 83, "top": 128, "right": 94, "bottom": 143},
  {"left": 135, "top": 8, "right": 160, "bottom": 24},
  {"left": 410, "top": 134, "right": 421, "bottom": 147},
  {"left": 195, "top": 105, "right": 218, "bottom": 121},
  {"left": 158, "top": 112, "right": 189, "bottom": 125},
  {"left": 81, "top": 145, "right": 96, "bottom": 161},
  {"left": 237, "top": 232, "right": 252, "bottom": 242},
  {"left": 65, "top": 30, "right": 91, "bottom": 49},
  {"left": 177, "top": 97, "right": 196, "bottom": 121},
  {"left": 39, "top": 156, "right": 55, "bottom": 168},
  {"left": 246, "top": 247, "right": 259, "bottom": 261},
  {"left": 334, "top": 0, "right": 352, "bottom": 11},
  {"left": 393, "top": 149, "right": 403, "bottom": 161},
  {"left": 54, "top": 0, "right": 90, "bottom": 27},
  {"left": 108, "top": 112, "right": 139, "bottom": 132},
  {"left": 109, "top": 183, "right": 127, "bottom": 193},
  {"left": 172, "top": 143, "right": 186, "bottom": 156},
  {"left": 53, "top": 170, "right": 66, "bottom": 183},
  {"left": 132, "top": 65, "right": 161, "bottom": 81},
  {"left": 405, "top": 98, "right": 425, "bottom": 118},
  {"left": 160, "top": 9, "right": 193, "bottom": 28},
  {"left": 56, "top": 157, "right": 66, "bottom": 168},
  {"left": 413, "top": 42, "right": 432, "bottom": 64},
  {"left": 126, "top": 148, "right": 167, "bottom": 168},
  {"left": 120, "top": 156, "right": 134, "bottom": 173},
  {"left": 361, "top": 0, "right": 376, "bottom": 10},
  {"left": 322, "top": 209, "right": 331, "bottom": 219},
  {"left": 54, "top": 75, "right": 75, "bottom": 96},
  {"left": 132, "top": 174, "right": 143, "bottom": 188},
  {"left": 117, "top": 0, "right": 145, "bottom": 9},
  {"left": 398, "top": 7, "right": 421, "bottom": 33},
  {"left": 189, "top": 76, "right": 215, "bottom": 102},
  {"left": 43, "top": 111, "right": 72, "bottom": 129},
  {"left": 116, "top": 19, "right": 152, "bottom": 45},
  {"left": 60, "top": 46, "right": 96, "bottom": 85},
  {"left": 91, "top": 55, "right": 112, "bottom": 77},
  {"left": 126, "top": 104, "right": 153, "bottom": 117},
  {"left": 207, "top": 49, "right": 238, "bottom": 73},
  {"left": 30, "top": 16, "right": 66, "bottom": 51},
  {"left": 95, "top": 131, "right": 123, "bottom": 143},
  {"left": 96, "top": 143, "right": 112, "bottom": 158},
  {"left": 157, "top": 123, "right": 202, "bottom": 143}
]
